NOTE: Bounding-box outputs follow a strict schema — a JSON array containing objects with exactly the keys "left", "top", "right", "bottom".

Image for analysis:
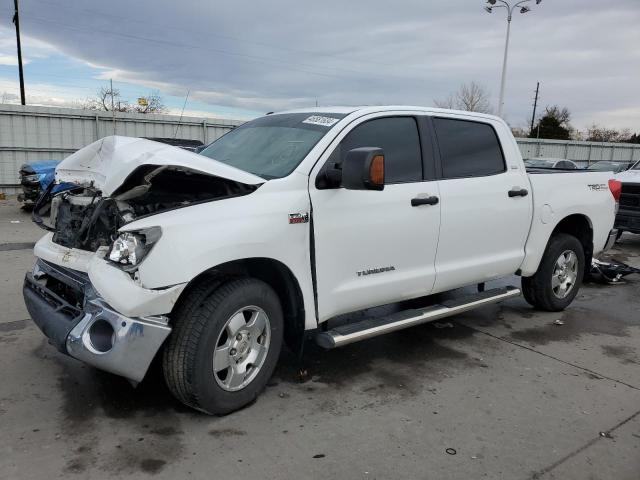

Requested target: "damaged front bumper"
[{"left": 24, "top": 259, "right": 172, "bottom": 383}]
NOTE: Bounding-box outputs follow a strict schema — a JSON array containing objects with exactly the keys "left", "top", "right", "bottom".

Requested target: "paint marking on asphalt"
[
  {"left": 0, "top": 242, "right": 35, "bottom": 252},
  {"left": 530, "top": 408, "right": 640, "bottom": 479},
  {"left": 470, "top": 326, "right": 640, "bottom": 391}
]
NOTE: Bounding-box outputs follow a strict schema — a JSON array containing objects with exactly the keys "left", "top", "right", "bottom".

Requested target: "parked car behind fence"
[{"left": 524, "top": 157, "right": 579, "bottom": 169}]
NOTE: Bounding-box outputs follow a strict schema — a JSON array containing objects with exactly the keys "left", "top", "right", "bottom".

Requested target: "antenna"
[{"left": 173, "top": 89, "right": 190, "bottom": 139}]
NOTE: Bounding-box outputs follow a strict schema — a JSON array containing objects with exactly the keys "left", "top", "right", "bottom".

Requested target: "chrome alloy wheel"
[
  {"left": 212, "top": 306, "right": 271, "bottom": 392},
  {"left": 551, "top": 250, "right": 578, "bottom": 299}
]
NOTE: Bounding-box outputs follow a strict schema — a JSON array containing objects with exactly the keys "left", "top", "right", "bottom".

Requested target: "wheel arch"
[
  {"left": 550, "top": 214, "right": 593, "bottom": 278},
  {"left": 171, "top": 257, "right": 307, "bottom": 352}
]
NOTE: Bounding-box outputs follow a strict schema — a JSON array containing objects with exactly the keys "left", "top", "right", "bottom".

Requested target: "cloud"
[
  {"left": 0, "top": 54, "right": 19, "bottom": 66},
  {"left": 2, "top": 0, "right": 639, "bottom": 130}
]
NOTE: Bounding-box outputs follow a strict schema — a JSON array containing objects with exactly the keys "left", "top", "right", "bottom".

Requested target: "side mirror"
[{"left": 341, "top": 147, "right": 385, "bottom": 191}]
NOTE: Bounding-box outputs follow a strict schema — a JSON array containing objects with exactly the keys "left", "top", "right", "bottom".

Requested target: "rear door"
[
  {"left": 431, "top": 116, "right": 532, "bottom": 293},
  {"left": 309, "top": 113, "right": 441, "bottom": 321}
]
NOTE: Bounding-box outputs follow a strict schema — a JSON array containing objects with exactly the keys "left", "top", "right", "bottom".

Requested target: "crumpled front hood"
[
  {"left": 616, "top": 168, "right": 640, "bottom": 183},
  {"left": 55, "top": 136, "right": 264, "bottom": 195}
]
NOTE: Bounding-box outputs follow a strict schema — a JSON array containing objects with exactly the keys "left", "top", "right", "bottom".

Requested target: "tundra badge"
[{"left": 357, "top": 266, "right": 396, "bottom": 277}]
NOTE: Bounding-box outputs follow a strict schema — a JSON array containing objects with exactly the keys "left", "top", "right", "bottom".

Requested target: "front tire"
[
  {"left": 521, "top": 233, "right": 585, "bottom": 312},
  {"left": 163, "top": 278, "right": 283, "bottom": 415}
]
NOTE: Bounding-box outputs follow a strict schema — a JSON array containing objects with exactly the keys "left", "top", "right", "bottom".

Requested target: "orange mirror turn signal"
[{"left": 369, "top": 154, "right": 385, "bottom": 187}]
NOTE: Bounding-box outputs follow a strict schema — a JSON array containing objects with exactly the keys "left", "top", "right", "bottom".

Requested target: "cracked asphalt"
[{"left": 1, "top": 196, "right": 639, "bottom": 479}]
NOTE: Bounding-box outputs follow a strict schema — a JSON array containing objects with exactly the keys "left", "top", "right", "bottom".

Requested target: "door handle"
[
  {"left": 411, "top": 196, "right": 439, "bottom": 207},
  {"left": 508, "top": 188, "right": 528, "bottom": 198}
]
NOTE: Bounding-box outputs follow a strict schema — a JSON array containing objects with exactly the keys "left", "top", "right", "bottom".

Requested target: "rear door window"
[{"left": 433, "top": 118, "right": 505, "bottom": 179}]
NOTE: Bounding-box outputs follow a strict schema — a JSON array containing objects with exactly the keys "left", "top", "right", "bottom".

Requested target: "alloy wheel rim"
[
  {"left": 551, "top": 250, "right": 578, "bottom": 299},
  {"left": 212, "top": 306, "right": 271, "bottom": 392}
]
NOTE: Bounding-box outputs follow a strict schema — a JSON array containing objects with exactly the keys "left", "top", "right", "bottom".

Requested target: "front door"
[{"left": 309, "top": 114, "right": 441, "bottom": 322}]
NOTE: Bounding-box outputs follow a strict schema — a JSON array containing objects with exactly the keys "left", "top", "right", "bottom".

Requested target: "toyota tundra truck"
[{"left": 24, "top": 106, "right": 620, "bottom": 414}]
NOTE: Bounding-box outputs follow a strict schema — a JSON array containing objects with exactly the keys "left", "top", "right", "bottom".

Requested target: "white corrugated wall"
[
  {"left": 0, "top": 104, "right": 243, "bottom": 193},
  {"left": 2, "top": 104, "right": 640, "bottom": 192}
]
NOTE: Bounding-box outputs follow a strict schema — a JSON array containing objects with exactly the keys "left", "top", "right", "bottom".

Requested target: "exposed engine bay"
[{"left": 34, "top": 165, "right": 257, "bottom": 251}]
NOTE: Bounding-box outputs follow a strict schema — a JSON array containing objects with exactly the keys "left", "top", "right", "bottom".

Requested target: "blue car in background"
[
  {"left": 18, "top": 160, "right": 64, "bottom": 206},
  {"left": 17, "top": 137, "right": 205, "bottom": 207}
]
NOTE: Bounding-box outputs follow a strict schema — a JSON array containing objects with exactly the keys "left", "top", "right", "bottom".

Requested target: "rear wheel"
[
  {"left": 521, "top": 233, "right": 585, "bottom": 312},
  {"left": 163, "top": 278, "right": 283, "bottom": 415}
]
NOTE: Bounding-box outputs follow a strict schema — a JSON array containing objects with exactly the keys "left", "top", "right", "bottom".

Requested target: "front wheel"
[
  {"left": 163, "top": 278, "right": 283, "bottom": 415},
  {"left": 521, "top": 233, "right": 585, "bottom": 312}
]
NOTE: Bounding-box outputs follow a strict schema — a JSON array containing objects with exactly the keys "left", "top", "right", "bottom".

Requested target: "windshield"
[
  {"left": 200, "top": 113, "right": 346, "bottom": 179},
  {"left": 588, "top": 162, "right": 621, "bottom": 172},
  {"left": 525, "top": 159, "right": 555, "bottom": 168},
  {"left": 631, "top": 161, "right": 640, "bottom": 171}
]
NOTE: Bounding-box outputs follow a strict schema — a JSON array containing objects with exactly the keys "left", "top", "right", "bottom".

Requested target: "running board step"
[{"left": 315, "top": 286, "right": 521, "bottom": 349}]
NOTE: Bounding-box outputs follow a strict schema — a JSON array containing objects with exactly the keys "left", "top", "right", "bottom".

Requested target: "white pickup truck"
[{"left": 25, "top": 106, "right": 619, "bottom": 414}]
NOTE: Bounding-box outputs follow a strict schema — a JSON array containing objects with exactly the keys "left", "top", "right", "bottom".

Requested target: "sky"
[{"left": 0, "top": 0, "right": 638, "bottom": 131}]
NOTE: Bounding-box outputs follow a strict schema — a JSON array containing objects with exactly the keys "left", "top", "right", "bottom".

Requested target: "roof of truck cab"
[{"left": 273, "top": 105, "right": 503, "bottom": 122}]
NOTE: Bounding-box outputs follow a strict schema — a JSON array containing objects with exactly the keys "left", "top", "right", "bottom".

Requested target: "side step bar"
[{"left": 315, "top": 286, "right": 521, "bottom": 349}]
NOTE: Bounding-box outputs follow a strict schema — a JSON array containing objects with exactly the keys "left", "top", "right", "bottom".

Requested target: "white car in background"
[{"left": 524, "top": 157, "right": 579, "bottom": 169}]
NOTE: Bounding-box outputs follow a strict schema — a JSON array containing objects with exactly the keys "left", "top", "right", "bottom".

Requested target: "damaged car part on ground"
[
  {"left": 588, "top": 257, "right": 640, "bottom": 284},
  {"left": 24, "top": 107, "right": 619, "bottom": 415}
]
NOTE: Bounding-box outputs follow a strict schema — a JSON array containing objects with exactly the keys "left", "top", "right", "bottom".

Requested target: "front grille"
[
  {"left": 620, "top": 195, "right": 640, "bottom": 208},
  {"left": 25, "top": 277, "right": 82, "bottom": 318},
  {"left": 621, "top": 183, "right": 640, "bottom": 195},
  {"left": 620, "top": 182, "right": 640, "bottom": 210},
  {"left": 33, "top": 260, "right": 90, "bottom": 313}
]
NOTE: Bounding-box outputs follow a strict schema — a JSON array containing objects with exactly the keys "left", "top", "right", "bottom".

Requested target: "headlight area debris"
[{"left": 32, "top": 165, "right": 256, "bottom": 253}]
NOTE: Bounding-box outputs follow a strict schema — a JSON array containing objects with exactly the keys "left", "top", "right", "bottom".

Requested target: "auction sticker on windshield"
[{"left": 302, "top": 115, "right": 340, "bottom": 127}]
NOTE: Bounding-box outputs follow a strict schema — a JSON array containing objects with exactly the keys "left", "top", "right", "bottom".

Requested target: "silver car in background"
[{"left": 524, "top": 157, "right": 579, "bottom": 169}]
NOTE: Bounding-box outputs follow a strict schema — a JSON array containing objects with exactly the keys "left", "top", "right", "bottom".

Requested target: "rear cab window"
[{"left": 433, "top": 117, "right": 506, "bottom": 179}]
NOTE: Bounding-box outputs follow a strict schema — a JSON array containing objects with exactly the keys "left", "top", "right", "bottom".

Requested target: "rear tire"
[
  {"left": 163, "top": 277, "right": 283, "bottom": 415},
  {"left": 521, "top": 233, "right": 585, "bottom": 312}
]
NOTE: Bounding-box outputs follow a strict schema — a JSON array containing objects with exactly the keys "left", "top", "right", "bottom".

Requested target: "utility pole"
[
  {"left": 530, "top": 81, "right": 540, "bottom": 135},
  {"left": 110, "top": 78, "right": 116, "bottom": 135},
  {"left": 12, "top": 0, "right": 26, "bottom": 105}
]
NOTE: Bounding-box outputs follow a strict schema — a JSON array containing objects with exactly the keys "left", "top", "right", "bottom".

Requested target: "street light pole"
[
  {"left": 497, "top": 12, "right": 511, "bottom": 117},
  {"left": 484, "top": 0, "right": 542, "bottom": 117}
]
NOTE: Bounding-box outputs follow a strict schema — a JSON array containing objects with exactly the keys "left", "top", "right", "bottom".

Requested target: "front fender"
[{"left": 123, "top": 177, "right": 317, "bottom": 329}]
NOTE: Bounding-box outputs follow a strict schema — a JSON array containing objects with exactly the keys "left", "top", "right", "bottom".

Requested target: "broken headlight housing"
[
  {"left": 22, "top": 173, "right": 41, "bottom": 183},
  {"left": 107, "top": 227, "right": 161, "bottom": 270}
]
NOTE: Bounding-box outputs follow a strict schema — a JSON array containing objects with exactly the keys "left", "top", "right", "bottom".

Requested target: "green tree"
[
  {"left": 627, "top": 133, "right": 640, "bottom": 144},
  {"left": 529, "top": 106, "right": 571, "bottom": 140}
]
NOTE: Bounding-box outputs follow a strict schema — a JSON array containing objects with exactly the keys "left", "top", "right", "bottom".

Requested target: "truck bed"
[{"left": 518, "top": 169, "right": 616, "bottom": 276}]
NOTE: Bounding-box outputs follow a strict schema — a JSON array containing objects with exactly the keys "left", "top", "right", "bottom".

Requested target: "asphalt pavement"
[{"left": 1, "top": 196, "right": 639, "bottom": 480}]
